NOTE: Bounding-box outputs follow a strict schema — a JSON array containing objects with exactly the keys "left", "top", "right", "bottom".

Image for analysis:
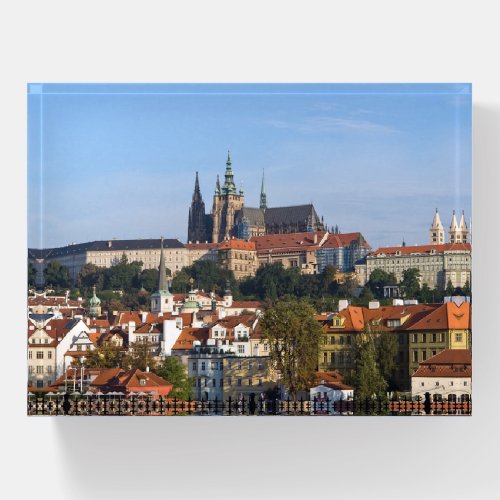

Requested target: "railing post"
[{"left": 424, "top": 392, "right": 431, "bottom": 415}]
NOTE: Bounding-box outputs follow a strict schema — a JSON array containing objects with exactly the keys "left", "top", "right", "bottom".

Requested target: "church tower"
[
  {"left": 449, "top": 210, "right": 460, "bottom": 244},
  {"left": 188, "top": 172, "right": 208, "bottom": 243},
  {"left": 457, "top": 211, "right": 469, "bottom": 243},
  {"left": 429, "top": 208, "right": 445, "bottom": 245},
  {"left": 151, "top": 237, "right": 174, "bottom": 313},
  {"left": 212, "top": 151, "right": 245, "bottom": 242}
]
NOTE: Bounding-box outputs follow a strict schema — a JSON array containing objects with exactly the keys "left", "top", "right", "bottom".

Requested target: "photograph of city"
[{"left": 27, "top": 83, "right": 472, "bottom": 416}]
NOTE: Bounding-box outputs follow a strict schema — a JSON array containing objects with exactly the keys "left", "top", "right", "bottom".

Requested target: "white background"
[{"left": 1, "top": 1, "right": 499, "bottom": 499}]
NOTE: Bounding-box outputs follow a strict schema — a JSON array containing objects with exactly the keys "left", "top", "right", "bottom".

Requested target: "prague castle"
[{"left": 188, "top": 152, "right": 326, "bottom": 243}]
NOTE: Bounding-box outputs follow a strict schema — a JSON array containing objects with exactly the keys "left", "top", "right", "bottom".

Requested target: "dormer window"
[{"left": 140, "top": 379, "right": 146, "bottom": 386}]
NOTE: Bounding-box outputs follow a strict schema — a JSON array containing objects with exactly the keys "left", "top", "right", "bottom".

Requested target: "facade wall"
[
  {"left": 222, "top": 356, "right": 278, "bottom": 400},
  {"left": 365, "top": 249, "right": 471, "bottom": 289},
  {"left": 411, "top": 376, "right": 471, "bottom": 400},
  {"left": 218, "top": 248, "right": 258, "bottom": 279}
]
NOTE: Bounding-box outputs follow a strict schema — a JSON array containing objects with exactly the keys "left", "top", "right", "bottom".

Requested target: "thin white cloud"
[{"left": 268, "top": 115, "right": 397, "bottom": 134}]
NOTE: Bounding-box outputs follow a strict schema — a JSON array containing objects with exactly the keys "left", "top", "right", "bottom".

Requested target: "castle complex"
[{"left": 188, "top": 152, "right": 326, "bottom": 243}]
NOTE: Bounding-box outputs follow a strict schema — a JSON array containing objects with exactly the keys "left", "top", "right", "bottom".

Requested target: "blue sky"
[{"left": 28, "top": 83, "right": 472, "bottom": 250}]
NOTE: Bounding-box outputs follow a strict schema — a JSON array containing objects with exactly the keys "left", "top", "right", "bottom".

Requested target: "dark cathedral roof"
[
  {"left": 239, "top": 207, "right": 265, "bottom": 226},
  {"left": 264, "top": 204, "right": 319, "bottom": 226}
]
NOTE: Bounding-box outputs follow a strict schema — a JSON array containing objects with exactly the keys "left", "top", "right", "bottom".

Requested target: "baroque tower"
[
  {"left": 151, "top": 237, "right": 174, "bottom": 313},
  {"left": 448, "top": 210, "right": 460, "bottom": 244},
  {"left": 429, "top": 208, "right": 445, "bottom": 245},
  {"left": 211, "top": 151, "right": 245, "bottom": 242},
  {"left": 188, "top": 172, "right": 208, "bottom": 243}
]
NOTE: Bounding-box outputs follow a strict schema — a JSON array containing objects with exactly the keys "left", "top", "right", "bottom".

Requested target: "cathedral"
[
  {"left": 429, "top": 208, "right": 470, "bottom": 244},
  {"left": 188, "top": 152, "right": 326, "bottom": 243}
]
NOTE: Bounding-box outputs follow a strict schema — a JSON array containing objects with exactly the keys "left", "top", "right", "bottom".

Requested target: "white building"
[{"left": 411, "top": 349, "right": 472, "bottom": 401}]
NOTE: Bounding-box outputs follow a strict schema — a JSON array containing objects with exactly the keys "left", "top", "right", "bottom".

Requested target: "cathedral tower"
[
  {"left": 429, "top": 208, "right": 445, "bottom": 245},
  {"left": 188, "top": 172, "right": 208, "bottom": 243},
  {"left": 212, "top": 151, "right": 245, "bottom": 242}
]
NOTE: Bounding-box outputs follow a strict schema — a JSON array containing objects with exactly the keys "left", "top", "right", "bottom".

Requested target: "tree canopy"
[
  {"left": 44, "top": 261, "right": 71, "bottom": 289},
  {"left": 154, "top": 356, "right": 193, "bottom": 400},
  {"left": 260, "top": 298, "right": 322, "bottom": 399}
]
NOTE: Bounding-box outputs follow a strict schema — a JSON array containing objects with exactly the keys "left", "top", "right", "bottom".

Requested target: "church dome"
[{"left": 88, "top": 287, "right": 101, "bottom": 306}]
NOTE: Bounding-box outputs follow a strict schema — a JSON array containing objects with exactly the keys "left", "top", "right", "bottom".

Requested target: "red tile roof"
[
  {"left": 370, "top": 243, "right": 471, "bottom": 256},
  {"left": 412, "top": 349, "right": 472, "bottom": 378},
  {"left": 322, "top": 232, "right": 370, "bottom": 249},
  {"left": 251, "top": 231, "right": 327, "bottom": 251},
  {"left": 218, "top": 239, "right": 256, "bottom": 251}
]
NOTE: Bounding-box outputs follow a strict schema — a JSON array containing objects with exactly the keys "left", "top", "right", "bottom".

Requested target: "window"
[
  {"left": 258, "top": 379, "right": 263, "bottom": 386},
  {"left": 346, "top": 336, "right": 352, "bottom": 345},
  {"left": 422, "top": 334, "right": 426, "bottom": 343},
  {"left": 227, "top": 360, "right": 232, "bottom": 369},
  {"left": 204, "top": 379, "right": 208, "bottom": 387},
  {"left": 339, "top": 337, "right": 344, "bottom": 345},
  {"left": 48, "top": 351, "right": 52, "bottom": 359},
  {"left": 248, "top": 361, "right": 253, "bottom": 370},
  {"left": 201, "top": 362, "right": 206, "bottom": 370},
  {"left": 140, "top": 379, "right": 146, "bottom": 386},
  {"left": 449, "top": 381, "right": 454, "bottom": 386},
  {"left": 227, "top": 378, "right": 232, "bottom": 386},
  {"left": 248, "top": 378, "right": 253, "bottom": 386},
  {"left": 211, "top": 362, "right": 217, "bottom": 370},
  {"left": 47, "top": 366, "right": 52, "bottom": 374},
  {"left": 323, "top": 353, "right": 328, "bottom": 363},
  {"left": 36, "top": 366, "right": 43, "bottom": 374},
  {"left": 330, "top": 336, "right": 335, "bottom": 344},
  {"left": 37, "top": 380, "right": 43, "bottom": 388},
  {"left": 413, "top": 351, "right": 418, "bottom": 362},
  {"left": 263, "top": 343, "right": 268, "bottom": 352},
  {"left": 421, "top": 382, "right": 424, "bottom": 387},
  {"left": 464, "top": 381, "right": 468, "bottom": 386},
  {"left": 28, "top": 351, "right": 32, "bottom": 359},
  {"left": 29, "top": 366, "right": 34, "bottom": 373},
  {"left": 432, "top": 333, "right": 437, "bottom": 343},
  {"left": 413, "top": 334, "right": 418, "bottom": 343},
  {"left": 238, "top": 361, "right": 242, "bottom": 369},
  {"left": 213, "top": 379, "right": 216, "bottom": 387},
  {"left": 455, "top": 333, "right": 463, "bottom": 342},
  {"left": 220, "top": 378, "right": 224, "bottom": 387},
  {"left": 237, "top": 378, "right": 242, "bottom": 387},
  {"left": 330, "top": 352, "right": 335, "bottom": 363},
  {"left": 36, "top": 351, "right": 44, "bottom": 360},
  {"left": 192, "top": 362, "right": 197, "bottom": 371},
  {"left": 435, "top": 381, "right": 439, "bottom": 386},
  {"left": 422, "top": 351, "right": 427, "bottom": 361},
  {"left": 258, "top": 361, "right": 264, "bottom": 370}
]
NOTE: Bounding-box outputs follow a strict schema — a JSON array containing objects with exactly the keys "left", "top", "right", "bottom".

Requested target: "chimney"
[
  {"left": 128, "top": 321, "right": 136, "bottom": 334},
  {"left": 314, "top": 233, "right": 318, "bottom": 244},
  {"left": 146, "top": 366, "right": 150, "bottom": 373},
  {"left": 141, "top": 311, "right": 148, "bottom": 323}
]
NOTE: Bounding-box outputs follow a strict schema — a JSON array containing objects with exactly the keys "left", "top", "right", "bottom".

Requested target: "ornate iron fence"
[{"left": 27, "top": 392, "right": 472, "bottom": 416}]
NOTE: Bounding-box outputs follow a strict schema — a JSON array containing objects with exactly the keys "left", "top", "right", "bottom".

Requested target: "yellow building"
[{"left": 223, "top": 356, "right": 279, "bottom": 400}]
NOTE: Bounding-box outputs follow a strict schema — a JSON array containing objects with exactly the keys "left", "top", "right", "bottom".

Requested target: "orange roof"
[
  {"left": 186, "top": 242, "right": 219, "bottom": 250},
  {"left": 251, "top": 231, "right": 327, "bottom": 251},
  {"left": 172, "top": 328, "right": 210, "bottom": 350},
  {"left": 407, "top": 302, "right": 471, "bottom": 331},
  {"left": 322, "top": 232, "right": 371, "bottom": 249},
  {"left": 229, "top": 301, "right": 262, "bottom": 309},
  {"left": 218, "top": 239, "right": 256, "bottom": 251},
  {"left": 370, "top": 243, "right": 471, "bottom": 256}
]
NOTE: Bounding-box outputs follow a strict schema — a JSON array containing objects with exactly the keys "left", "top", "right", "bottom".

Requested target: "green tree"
[
  {"left": 419, "top": 283, "right": 433, "bottom": 303},
  {"left": 260, "top": 298, "right": 322, "bottom": 399},
  {"left": 85, "top": 342, "right": 124, "bottom": 369},
  {"left": 367, "top": 269, "right": 397, "bottom": 298},
  {"left": 374, "top": 333, "right": 399, "bottom": 390},
  {"left": 155, "top": 356, "right": 193, "bottom": 400},
  {"left": 44, "top": 261, "right": 71, "bottom": 289},
  {"left": 103, "top": 254, "right": 143, "bottom": 292},
  {"left": 400, "top": 268, "right": 421, "bottom": 299},
  {"left": 123, "top": 340, "right": 157, "bottom": 371},
  {"left": 28, "top": 262, "right": 37, "bottom": 287},
  {"left": 446, "top": 279, "right": 455, "bottom": 296},
  {"left": 349, "top": 335, "right": 388, "bottom": 401},
  {"left": 76, "top": 263, "right": 104, "bottom": 292},
  {"left": 463, "top": 279, "right": 471, "bottom": 297},
  {"left": 338, "top": 275, "right": 358, "bottom": 298},
  {"left": 139, "top": 268, "right": 160, "bottom": 292}
]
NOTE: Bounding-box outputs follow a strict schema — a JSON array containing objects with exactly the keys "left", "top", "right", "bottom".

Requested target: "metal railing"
[{"left": 27, "top": 392, "right": 472, "bottom": 416}]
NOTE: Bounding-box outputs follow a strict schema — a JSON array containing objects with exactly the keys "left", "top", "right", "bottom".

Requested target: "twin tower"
[{"left": 429, "top": 209, "right": 470, "bottom": 245}]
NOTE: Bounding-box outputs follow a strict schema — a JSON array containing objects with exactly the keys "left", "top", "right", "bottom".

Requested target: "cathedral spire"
[
  {"left": 194, "top": 171, "right": 200, "bottom": 194},
  {"left": 222, "top": 150, "right": 237, "bottom": 195},
  {"left": 215, "top": 174, "right": 221, "bottom": 195},
  {"left": 449, "top": 210, "right": 460, "bottom": 244},
  {"left": 260, "top": 169, "right": 267, "bottom": 210}
]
